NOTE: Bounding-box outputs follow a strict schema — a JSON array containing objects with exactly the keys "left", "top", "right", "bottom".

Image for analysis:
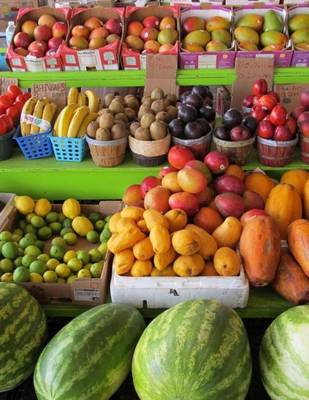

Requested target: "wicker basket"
[
  {"left": 257, "top": 136, "right": 298, "bottom": 167},
  {"left": 300, "top": 135, "right": 309, "bottom": 164},
  {"left": 86, "top": 135, "right": 127, "bottom": 167},
  {"left": 129, "top": 134, "right": 171, "bottom": 166},
  {"left": 172, "top": 131, "right": 212, "bottom": 160},
  {"left": 213, "top": 135, "right": 255, "bottom": 166}
]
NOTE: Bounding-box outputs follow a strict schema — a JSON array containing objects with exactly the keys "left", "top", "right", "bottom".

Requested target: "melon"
[
  {"left": 260, "top": 305, "right": 309, "bottom": 400},
  {"left": 132, "top": 299, "right": 252, "bottom": 400},
  {"left": 0, "top": 282, "right": 47, "bottom": 392},
  {"left": 34, "top": 303, "right": 145, "bottom": 400}
]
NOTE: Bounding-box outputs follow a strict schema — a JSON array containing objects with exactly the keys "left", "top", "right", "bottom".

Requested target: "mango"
[
  {"left": 114, "top": 249, "right": 135, "bottom": 275},
  {"left": 183, "top": 43, "right": 204, "bottom": 52},
  {"left": 151, "top": 266, "right": 177, "bottom": 277},
  {"left": 173, "top": 254, "right": 205, "bottom": 277},
  {"left": 121, "top": 206, "right": 144, "bottom": 221},
  {"left": 261, "top": 31, "right": 287, "bottom": 47},
  {"left": 133, "top": 237, "right": 154, "bottom": 261},
  {"left": 157, "top": 28, "right": 178, "bottom": 45},
  {"left": 288, "top": 15, "right": 309, "bottom": 32},
  {"left": 185, "top": 224, "right": 217, "bottom": 259},
  {"left": 214, "top": 247, "right": 241, "bottom": 276},
  {"left": 149, "top": 225, "right": 170, "bottom": 254},
  {"left": 183, "top": 30, "right": 210, "bottom": 47},
  {"left": 291, "top": 29, "right": 309, "bottom": 45},
  {"left": 206, "top": 40, "right": 228, "bottom": 51},
  {"left": 164, "top": 209, "right": 187, "bottom": 233},
  {"left": 154, "top": 247, "right": 176, "bottom": 271},
  {"left": 212, "top": 217, "right": 242, "bottom": 248},
  {"left": 109, "top": 212, "right": 121, "bottom": 233},
  {"left": 263, "top": 10, "right": 283, "bottom": 33},
  {"left": 137, "top": 219, "right": 149, "bottom": 233},
  {"left": 107, "top": 227, "right": 145, "bottom": 254},
  {"left": 131, "top": 260, "right": 152, "bottom": 277},
  {"left": 211, "top": 29, "right": 231, "bottom": 47},
  {"left": 206, "top": 17, "right": 230, "bottom": 32},
  {"left": 296, "top": 42, "right": 309, "bottom": 51},
  {"left": 183, "top": 16, "right": 204, "bottom": 33},
  {"left": 236, "top": 14, "right": 264, "bottom": 32},
  {"left": 143, "top": 209, "right": 169, "bottom": 231},
  {"left": 238, "top": 41, "right": 259, "bottom": 51},
  {"left": 116, "top": 217, "right": 136, "bottom": 232},
  {"left": 262, "top": 44, "right": 284, "bottom": 51},
  {"left": 235, "top": 27, "right": 259, "bottom": 46},
  {"left": 172, "top": 229, "right": 200, "bottom": 256}
]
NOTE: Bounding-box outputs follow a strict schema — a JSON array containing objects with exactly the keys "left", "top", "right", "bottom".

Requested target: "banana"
[
  {"left": 67, "top": 106, "right": 90, "bottom": 138},
  {"left": 30, "top": 98, "right": 49, "bottom": 135},
  {"left": 67, "top": 87, "right": 79, "bottom": 105},
  {"left": 78, "top": 92, "right": 87, "bottom": 107},
  {"left": 58, "top": 104, "right": 78, "bottom": 137},
  {"left": 39, "top": 102, "right": 57, "bottom": 133},
  {"left": 84, "top": 90, "right": 100, "bottom": 113},
  {"left": 20, "top": 97, "right": 38, "bottom": 136},
  {"left": 78, "top": 112, "right": 97, "bottom": 137},
  {"left": 53, "top": 108, "right": 65, "bottom": 137}
]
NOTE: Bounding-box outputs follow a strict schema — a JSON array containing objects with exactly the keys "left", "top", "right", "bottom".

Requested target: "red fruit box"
[
  {"left": 235, "top": 5, "right": 293, "bottom": 68},
  {"left": 6, "top": 7, "right": 70, "bottom": 72},
  {"left": 300, "top": 135, "right": 309, "bottom": 164},
  {"left": 289, "top": 6, "right": 309, "bottom": 68},
  {"left": 122, "top": 5, "right": 180, "bottom": 70},
  {"left": 61, "top": 7, "right": 124, "bottom": 71},
  {"left": 179, "top": 6, "right": 235, "bottom": 70}
]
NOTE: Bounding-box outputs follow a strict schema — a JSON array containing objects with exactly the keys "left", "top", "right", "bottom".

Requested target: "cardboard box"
[
  {"left": 170, "top": 0, "right": 223, "bottom": 5},
  {"left": 225, "top": 0, "right": 279, "bottom": 6},
  {"left": 0, "top": 0, "right": 38, "bottom": 21},
  {"left": 289, "top": 6, "right": 309, "bottom": 68},
  {"left": 6, "top": 7, "right": 70, "bottom": 72},
  {"left": 61, "top": 7, "right": 124, "bottom": 71},
  {"left": 0, "top": 200, "right": 122, "bottom": 305},
  {"left": 179, "top": 6, "right": 236, "bottom": 70},
  {"left": 122, "top": 5, "right": 180, "bottom": 70},
  {"left": 235, "top": 5, "right": 293, "bottom": 68},
  {"left": 0, "top": 193, "right": 15, "bottom": 231}
]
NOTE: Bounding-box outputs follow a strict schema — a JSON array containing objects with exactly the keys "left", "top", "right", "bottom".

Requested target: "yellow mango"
[
  {"left": 121, "top": 206, "right": 144, "bottom": 221},
  {"left": 137, "top": 219, "right": 149, "bottom": 233},
  {"left": 151, "top": 266, "right": 177, "bottom": 277},
  {"left": 164, "top": 209, "right": 188, "bottom": 232},
  {"left": 149, "top": 225, "right": 171, "bottom": 254},
  {"left": 154, "top": 247, "right": 176, "bottom": 271},
  {"left": 109, "top": 212, "right": 122, "bottom": 233},
  {"left": 214, "top": 247, "right": 241, "bottom": 276},
  {"left": 212, "top": 217, "right": 242, "bottom": 248},
  {"left": 116, "top": 218, "right": 136, "bottom": 232},
  {"left": 114, "top": 249, "right": 135, "bottom": 275},
  {"left": 131, "top": 260, "right": 153, "bottom": 277},
  {"left": 143, "top": 209, "right": 169, "bottom": 231},
  {"left": 172, "top": 229, "right": 200, "bottom": 256},
  {"left": 133, "top": 237, "right": 154, "bottom": 261},
  {"left": 185, "top": 224, "right": 218, "bottom": 259},
  {"left": 173, "top": 254, "right": 205, "bottom": 276},
  {"left": 107, "top": 227, "right": 145, "bottom": 254}
]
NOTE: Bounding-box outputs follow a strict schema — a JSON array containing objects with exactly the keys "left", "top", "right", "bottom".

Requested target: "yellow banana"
[
  {"left": 84, "top": 90, "right": 100, "bottom": 113},
  {"left": 67, "top": 87, "right": 79, "bottom": 105},
  {"left": 20, "top": 97, "right": 38, "bottom": 136},
  {"left": 53, "top": 108, "right": 65, "bottom": 137},
  {"left": 78, "top": 112, "right": 97, "bottom": 137},
  {"left": 30, "top": 98, "right": 49, "bottom": 135},
  {"left": 78, "top": 92, "right": 87, "bottom": 107},
  {"left": 67, "top": 106, "right": 90, "bottom": 138},
  {"left": 58, "top": 104, "right": 78, "bottom": 137},
  {"left": 40, "top": 102, "right": 57, "bottom": 133}
]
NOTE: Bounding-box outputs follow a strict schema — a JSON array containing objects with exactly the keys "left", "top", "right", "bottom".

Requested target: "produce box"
[
  {"left": 179, "top": 6, "right": 235, "bottom": 70},
  {"left": 225, "top": 0, "right": 279, "bottom": 6},
  {"left": 61, "top": 7, "right": 124, "bottom": 71},
  {"left": 288, "top": 6, "right": 309, "bottom": 68},
  {"left": 234, "top": 5, "right": 293, "bottom": 68},
  {"left": 0, "top": 193, "right": 15, "bottom": 230},
  {"left": 122, "top": 5, "right": 180, "bottom": 70},
  {"left": 0, "top": 200, "right": 122, "bottom": 305},
  {"left": 6, "top": 7, "right": 70, "bottom": 72}
]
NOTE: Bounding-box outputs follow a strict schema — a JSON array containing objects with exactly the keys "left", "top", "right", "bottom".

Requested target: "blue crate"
[
  {"left": 14, "top": 127, "right": 53, "bottom": 160},
  {"left": 50, "top": 136, "right": 87, "bottom": 162}
]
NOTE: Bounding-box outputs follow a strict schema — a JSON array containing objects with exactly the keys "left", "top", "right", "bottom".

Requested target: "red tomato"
[
  {"left": 13, "top": 101, "right": 24, "bottom": 113},
  {"left": 0, "top": 106, "right": 5, "bottom": 116},
  {"left": 16, "top": 92, "right": 31, "bottom": 103},
  {"left": 0, "top": 94, "right": 13, "bottom": 109},
  {"left": 0, "top": 119, "right": 7, "bottom": 135},
  {"left": 0, "top": 115, "right": 13, "bottom": 131},
  {"left": 6, "top": 106, "right": 19, "bottom": 122},
  {"left": 7, "top": 85, "right": 22, "bottom": 101}
]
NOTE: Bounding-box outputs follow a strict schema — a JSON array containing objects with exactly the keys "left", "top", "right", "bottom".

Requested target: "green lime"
[
  {"left": 63, "top": 232, "right": 78, "bottom": 246},
  {"left": 25, "top": 224, "right": 36, "bottom": 234},
  {"left": 18, "top": 220, "right": 27, "bottom": 231},
  {"left": 58, "top": 213, "right": 66, "bottom": 223},
  {"left": 63, "top": 218, "right": 72, "bottom": 228},
  {"left": 57, "top": 278, "right": 66, "bottom": 284},
  {"left": 25, "top": 232, "right": 37, "bottom": 243},
  {"left": 77, "top": 268, "right": 91, "bottom": 279},
  {"left": 61, "top": 227, "right": 73, "bottom": 237},
  {"left": 43, "top": 270, "right": 58, "bottom": 283},
  {"left": 37, "top": 253, "right": 50, "bottom": 263},
  {"left": 100, "top": 231, "right": 107, "bottom": 243},
  {"left": 76, "top": 250, "right": 90, "bottom": 265},
  {"left": 89, "top": 212, "right": 101, "bottom": 223},
  {"left": 84, "top": 263, "right": 92, "bottom": 270},
  {"left": 0, "top": 240, "right": 5, "bottom": 252},
  {"left": 1, "top": 272, "right": 13, "bottom": 282},
  {"left": 86, "top": 230, "right": 99, "bottom": 244},
  {"left": 0, "top": 231, "right": 12, "bottom": 242},
  {"left": 12, "top": 233, "right": 22, "bottom": 243},
  {"left": 29, "top": 260, "right": 46, "bottom": 275},
  {"left": 50, "top": 245, "right": 66, "bottom": 261},
  {"left": 22, "top": 254, "right": 36, "bottom": 268},
  {"left": 14, "top": 256, "right": 23, "bottom": 267},
  {"left": 17, "top": 247, "right": 24, "bottom": 256},
  {"left": 45, "top": 211, "right": 58, "bottom": 223},
  {"left": 51, "top": 237, "right": 66, "bottom": 247},
  {"left": 95, "top": 220, "right": 105, "bottom": 232},
  {"left": 50, "top": 222, "right": 62, "bottom": 233},
  {"left": 19, "top": 238, "right": 30, "bottom": 249},
  {"left": 55, "top": 263, "right": 71, "bottom": 278},
  {"left": 31, "top": 215, "right": 45, "bottom": 229},
  {"left": 105, "top": 215, "right": 112, "bottom": 222},
  {"left": 36, "top": 240, "right": 44, "bottom": 250},
  {"left": 88, "top": 248, "right": 102, "bottom": 263},
  {"left": 38, "top": 226, "right": 52, "bottom": 240},
  {"left": 67, "top": 258, "right": 83, "bottom": 272},
  {"left": 90, "top": 261, "right": 104, "bottom": 278},
  {"left": 14, "top": 228, "right": 23, "bottom": 236},
  {"left": 26, "top": 213, "right": 36, "bottom": 223},
  {"left": 98, "top": 242, "right": 107, "bottom": 256},
  {"left": 67, "top": 275, "right": 77, "bottom": 284},
  {"left": 102, "top": 226, "right": 111, "bottom": 239},
  {"left": 0, "top": 258, "right": 14, "bottom": 272},
  {"left": 30, "top": 272, "right": 43, "bottom": 283},
  {"left": 1, "top": 242, "right": 18, "bottom": 259},
  {"left": 13, "top": 266, "right": 30, "bottom": 283},
  {"left": 25, "top": 245, "right": 41, "bottom": 258}
]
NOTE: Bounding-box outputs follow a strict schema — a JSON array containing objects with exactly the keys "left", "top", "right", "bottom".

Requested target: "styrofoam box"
[
  {"left": 0, "top": 193, "right": 15, "bottom": 230},
  {"left": 110, "top": 263, "right": 249, "bottom": 309}
]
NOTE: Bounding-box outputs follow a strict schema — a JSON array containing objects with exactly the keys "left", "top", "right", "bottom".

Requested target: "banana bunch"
[
  {"left": 67, "top": 87, "right": 100, "bottom": 113},
  {"left": 21, "top": 97, "right": 57, "bottom": 136}
]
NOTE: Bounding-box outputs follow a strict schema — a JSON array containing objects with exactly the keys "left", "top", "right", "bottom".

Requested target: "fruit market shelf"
[
  {"left": 2, "top": 67, "right": 309, "bottom": 88},
  {"left": 42, "top": 287, "right": 293, "bottom": 319}
]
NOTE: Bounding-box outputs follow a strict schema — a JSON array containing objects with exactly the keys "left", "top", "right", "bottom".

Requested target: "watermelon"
[
  {"left": 132, "top": 299, "right": 252, "bottom": 400},
  {"left": 0, "top": 282, "right": 47, "bottom": 392},
  {"left": 34, "top": 303, "right": 145, "bottom": 400},
  {"left": 260, "top": 305, "right": 309, "bottom": 400}
]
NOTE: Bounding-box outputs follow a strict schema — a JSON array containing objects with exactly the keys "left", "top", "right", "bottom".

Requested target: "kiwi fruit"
[
  {"left": 138, "top": 105, "right": 151, "bottom": 120},
  {"left": 166, "top": 94, "right": 178, "bottom": 106},
  {"left": 141, "top": 112, "right": 156, "bottom": 128},
  {"left": 96, "top": 128, "right": 111, "bottom": 141},
  {"left": 87, "top": 121, "right": 98, "bottom": 138},
  {"left": 104, "top": 93, "right": 114, "bottom": 107},
  {"left": 135, "top": 127, "right": 151, "bottom": 141},
  {"left": 115, "top": 113, "right": 128, "bottom": 123},
  {"left": 125, "top": 96, "right": 139, "bottom": 111},
  {"left": 141, "top": 96, "right": 152, "bottom": 107},
  {"left": 99, "top": 113, "right": 114, "bottom": 129},
  {"left": 150, "top": 121, "right": 167, "bottom": 140},
  {"left": 156, "top": 111, "right": 170, "bottom": 123},
  {"left": 114, "top": 95, "right": 125, "bottom": 106},
  {"left": 109, "top": 99, "right": 124, "bottom": 114},
  {"left": 111, "top": 123, "right": 127, "bottom": 140},
  {"left": 151, "top": 99, "right": 165, "bottom": 114},
  {"left": 130, "top": 122, "right": 140, "bottom": 136},
  {"left": 151, "top": 88, "right": 164, "bottom": 100},
  {"left": 166, "top": 105, "right": 177, "bottom": 120},
  {"left": 124, "top": 107, "right": 137, "bottom": 121}
]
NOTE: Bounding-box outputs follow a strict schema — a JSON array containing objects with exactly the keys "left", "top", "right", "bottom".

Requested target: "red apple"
[
  {"left": 141, "top": 176, "right": 161, "bottom": 197},
  {"left": 269, "top": 104, "right": 287, "bottom": 126},
  {"left": 252, "top": 79, "right": 268, "bottom": 96},
  {"left": 28, "top": 41, "right": 47, "bottom": 57},
  {"left": 105, "top": 18, "right": 121, "bottom": 35},
  {"left": 52, "top": 22, "right": 68, "bottom": 39},
  {"left": 143, "top": 16, "right": 160, "bottom": 29},
  {"left": 204, "top": 151, "right": 229, "bottom": 174},
  {"left": 268, "top": 91, "right": 280, "bottom": 102},
  {"left": 253, "top": 95, "right": 262, "bottom": 107},
  {"left": 300, "top": 120, "right": 309, "bottom": 138},
  {"left": 168, "top": 145, "right": 195, "bottom": 170},
  {"left": 242, "top": 95, "right": 254, "bottom": 109},
  {"left": 258, "top": 93, "right": 278, "bottom": 111},
  {"left": 21, "top": 20, "right": 37, "bottom": 38},
  {"left": 300, "top": 89, "right": 309, "bottom": 108},
  {"left": 48, "top": 37, "right": 63, "bottom": 50},
  {"left": 286, "top": 117, "right": 297, "bottom": 136},
  {"left": 251, "top": 105, "right": 267, "bottom": 122},
  {"left": 14, "top": 47, "right": 29, "bottom": 56},
  {"left": 298, "top": 111, "right": 309, "bottom": 124},
  {"left": 273, "top": 125, "right": 292, "bottom": 141},
  {"left": 34, "top": 25, "right": 52, "bottom": 42},
  {"left": 292, "top": 105, "right": 306, "bottom": 120},
  {"left": 257, "top": 120, "right": 274, "bottom": 139},
  {"left": 230, "top": 125, "right": 251, "bottom": 141},
  {"left": 158, "top": 165, "right": 178, "bottom": 178},
  {"left": 13, "top": 32, "right": 32, "bottom": 48}
]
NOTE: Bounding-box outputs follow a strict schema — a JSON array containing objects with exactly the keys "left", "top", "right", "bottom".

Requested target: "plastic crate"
[
  {"left": 50, "top": 136, "right": 87, "bottom": 162},
  {"left": 14, "top": 128, "right": 53, "bottom": 160}
]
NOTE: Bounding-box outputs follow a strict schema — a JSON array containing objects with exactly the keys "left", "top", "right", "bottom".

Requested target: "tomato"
[
  {"left": 6, "top": 106, "right": 20, "bottom": 122},
  {"left": 13, "top": 101, "right": 24, "bottom": 113},
  {"left": 0, "top": 94, "right": 13, "bottom": 109},
  {"left": 0, "top": 119, "right": 7, "bottom": 136},
  {"left": 16, "top": 92, "right": 31, "bottom": 103},
  {"left": 0, "top": 115, "right": 13, "bottom": 131},
  {"left": 0, "top": 106, "right": 5, "bottom": 116},
  {"left": 7, "top": 85, "right": 22, "bottom": 101}
]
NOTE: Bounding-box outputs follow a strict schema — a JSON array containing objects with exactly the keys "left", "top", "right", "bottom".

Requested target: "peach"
[
  {"left": 177, "top": 168, "right": 207, "bottom": 194},
  {"left": 240, "top": 209, "right": 268, "bottom": 226},
  {"left": 193, "top": 207, "right": 223, "bottom": 234},
  {"left": 106, "top": 34, "right": 121, "bottom": 44},
  {"left": 140, "top": 27, "right": 158, "bottom": 42},
  {"left": 14, "top": 47, "right": 29, "bottom": 56},
  {"left": 169, "top": 192, "right": 199, "bottom": 216},
  {"left": 141, "top": 176, "right": 161, "bottom": 197},
  {"left": 48, "top": 37, "right": 63, "bottom": 50},
  {"left": 72, "top": 25, "right": 90, "bottom": 39},
  {"left": 125, "top": 35, "right": 144, "bottom": 51},
  {"left": 89, "top": 27, "right": 109, "bottom": 40},
  {"left": 195, "top": 187, "right": 214, "bottom": 207},
  {"left": 52, "top": 22, "right": 68, "bottom": 39},
  {"left": 21, "top": 20, "right": 37, "bottom": 38},
  {"left": 89, "top": 37, "right": 106, "bottom": 49},
  {"left": 28, "top": 41, "right": 47, "bottom": 57},
  {"left": 105, "top": 18, "right": 121, "bottom": 35},
  {"left": 69, "top": 36, "right": 88, "bottom": 50},
  {"left": 159, "top": 43, "right": 174, "bottom": 53},
  {"left": 143, "top": 16, "right": 160, "bottom": 29},
  {"left": 38, "top": 14, "right": 56, "bottom": 28},
  {"left": 13, "top": 32, "right": 32, "bottom": 48},
  {"left": 34, "top": 25, "right": 52, "bottom": 42},
  {"left": 159, "top": 16, "right": 176, "bottom": 30},
  {"left": 162, "top": 172, "right": 182, "bottom": 193},
  {"left": 168, "top": 145, "right": 195, "bottom": 170},
  {"left": 123, "top": 184, "right": 144, "bottom": 208},
  {"left": 185, "top": 159, "right": 212, "bottom": 182},
  {"left": 144, "top": 186, "right": 170, "bottom": 213},
  {"left": 144, "top": 40, "right": 160, "bottom": 53},
  {"left": 127, "top": 21, "right": 144, "bottom": 37},
  {"left": 84, "top": 17, "right": 103, "bottom": 31},
  {"left": 243, "top": 190, "right": 264, "bottom": 211}
]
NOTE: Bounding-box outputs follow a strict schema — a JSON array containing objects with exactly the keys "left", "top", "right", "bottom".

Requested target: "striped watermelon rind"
[
  {"left": 0, "top": 282, "right": 47, "bottom": 393},
  {"left": 132, "top": 299, "right": 252, "bottom": 400},
  {"left": 34, "top": 303, "right": 145, "bottom": 400},
  {"left": 259, "top": 305, "right": 309, "bottom": 400}
]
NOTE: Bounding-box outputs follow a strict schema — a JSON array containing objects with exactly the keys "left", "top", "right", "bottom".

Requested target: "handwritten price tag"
[
  {"left": 145, "top": 54, "right": 178, "bottom": 96},
  {"left": 0, "top": 77, "right": 19, "bottom": 95},
  {"left": 31, "top": 82, "right": 66, "bottom": 109}
]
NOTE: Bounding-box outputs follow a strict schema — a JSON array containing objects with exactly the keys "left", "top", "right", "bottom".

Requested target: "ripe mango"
[
  {"left": 143, "top": 209, "right": 169, "bottom": 231},
  {"left": 109, "top": 212, "right": 121, "bottom": 233},
  {"left": 116, "top": 217, "right": 136, "bottom": 232},
  {"left": 185, "top": 224, "right": 217, "bottom": 259},
  {"left": 263, "top": 10, "right": 283, "bottom": 33},
  {"left": 183, "top": 30, "right": 210, "bottom": 47},
  {"left": 262, "top": 44, "right": 284, "bottom": 51},
  {"left": 183, "top": 16, "right": 204, "bottom": 33},
  {"left": 235, "top": 27, "right": 259, "bottom": 46},
  {"left": 296, "top": 42, "right": 309, "bottom": 51},
  {"left": 183, "top": 43, "right": 204, "bottom": 52},
  {"left": 151, "top": 266, "right": 177, "bottom": 277},
  {"left": 206, "top": 41, "right": 228, "bottom": 51},
  {"left": 154, "top": 247, "right": 176, "bottom": 271},
  {"left": 206, "top": 17, "right": 230, "bottom": 32},
  {"left": 238, "top": 41, "right": 259, "bottom": 51},
  {"left": 261, "top": 31, "right": 287, "bottom": 47},
  {"left": 236, "top": 14, "right": 264, "bottom": 32},
  {"left": 172, "top": 229, "right": 200, "bottom": 256},
  {"left": 157, "top": 28, "right": 178, "bottom": 45},
  {"left": 211, "top": 29, "right": 231, "bottom": 47},
  {"left": 291, "top": 29, "right": 309, "bottom": 45},
  {"left": 114, "top": 249, "right": 135, "bottom": 275},
  {"left": 133, "top": 237, "right": 154, "bottom": 261},
  {"left": 121, "top": 206, "right": 144, "bottom": 221},
  {"left": 164, "top": 209, "right": 187, "bottom": 233},
  {"left": 288, "top": 15, "right": 309, "bottom": 32},
  {"left": 131, "top": 260, "right": 152, "bottom": 277},
  {"left": 149, "top": 225, "right": 170, "bottom": 254},
  {"left": 173, "top": 254, "right": 205, "bottom": 277},
  {"left": 107, "top": 227, "right": 145, "bottom": 254}
]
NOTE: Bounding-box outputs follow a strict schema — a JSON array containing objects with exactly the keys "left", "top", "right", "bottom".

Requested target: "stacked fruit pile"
[
  {"left": 214, "top": 108, "right": 257, "bottom": 142},
  {"left": 295, "top": 89, "right": 309, "bottom": 137},
  {"left": 288, "top": 13, "right": 309, "bottom": 51},
  {"left": 0, "top": 196, "right": 111, "bottom": 284}
]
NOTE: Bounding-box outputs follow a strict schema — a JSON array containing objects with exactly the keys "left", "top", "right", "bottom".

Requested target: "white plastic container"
[
  {"left": 110, "top": 264, "right": 249, "bottom": 309},
  {"left": 0, "top": 193, "right": 15, "bottom": 230}
]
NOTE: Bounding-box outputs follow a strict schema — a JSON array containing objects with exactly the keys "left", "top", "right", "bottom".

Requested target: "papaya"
[{"left": 288, "top": 219, "right": 309, "bottom": 278}]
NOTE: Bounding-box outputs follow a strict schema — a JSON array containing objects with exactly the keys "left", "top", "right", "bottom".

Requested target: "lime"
[
  {"left": 55, "top": 263, "right": 71, "bottom": 278},
  {"left": 95, "top": 220, "right": 105, "bottom": 232},
  {"left": 98, "top": 242, "right": 107, "bottom": 256},
  {"left": 67, "top": 258, "right": 83, "bottom": 272},
  {"left": 13, "top": 228, "right": 23, "bottom": 236},
  {"left": 46, "top": 258, "right": 59, "bottom": 271},
  {"left": 0, "top": 231, "right": 12, "bottom": 242},
  {"left": 14, "top": 256, "right": 23, "bottom": 267},
  {"left": 76, "top": 250, "right": 90, "bottom": 265},
  {"left": 100, "top": 231, "right": 107, "bottom": 243},
  {"left": 18, "top": 220, "right": 27, "bottom": 231},
  {"left": 63, "top": 218, "right": 72, "bottom": 228},
  {"left": 77, "top": 268, "right": 92, "bottom": 279},
  {"left": 30, "top": 272, "right": 44, "bottom": 283},
  {"left": 0, "top": 240, "right": 5, "bottom": 253},
  {"left": 22, "top": 254, "right": 36, "bottom": 268},
  {"left": 1, "top": 242, "right": 18, "bottom": 259},
  {"left": 1, "top": 272, "right": 13, "bottom": 282},
  {"left": 25, "top": 224, "right": 37, "bottom": 234},
  {"left": 13, "top": 266, "right": 30, "bottom": 283},
  {"left": 58, "top": 213, "right": 66, "bottom": 223},
  {"left": 17, "top": 248, "right": 24, "bottom": 257},
  {"left": 89, "top": 248, "right": 103, "bottom": 263},
  {"left": 31, "top": 215, "right": 45, "bottom": 229},
  {"left": 0, "top": 258, "right": 14, "bottom": 272},
  {"left": 67, "top": 275, "right": 77, "bottom": 284},
  {"left": 12, "top": 233, "right": 22, "bottom": 243},
  {"left": 43, "top": 270, "right": 58, "bottom": 283},
  {"left": 24, "top": 232, "right": 37, "bottom": 243},
  {"left": 25, "top": 245, "right": 41, "bottom": 258},
  {"left": 63, "top": 232, "right": 78, "bottom": 246},
  {"left": 38, "top": 226, "right": 52, "bottom": 240},
  {"left": 50, "top": 222, "right": 62, "bottom": 233},
  {"left": 29, "top": 260, "right": 46, "bottom": 275},
  {"left": 57, "top": 278, "right": 66, "bottom": 284},
  {"left": 50, "top": 245, "right": 66, "bottom": 261},
  {"left": 90, "top": 261, "right": 104, "bottom": 278},
  {"left": 89, "top": 212, "right": 101, "bottom": 223},
  {"left": 45, "top": 211, "right": 58, "bottom": 223},
  {"left": 63, "top": 250, "right": 76, "bottom": 264},
  {"left": 102, "top": 226, "right": 111, "bottom": 240},
  {"left": 26, "top": 212, "right": 36, "bottom": 223},
  {"left": 37, "top": 253, "right": 49, "bottom": 263},
  {"left": 105, "top": 215, "right": 112, "bottom": 222},
  {"left": 36, "top": 240, "right": 45, "bottom": 250},
  {"left": 19, "top": 237, "right": 29, "bottom": 249},
  {"left": 86, "top": 230, "right": 99, "bottom": 244},
  {"left": 84, "top": 263, "right": 92, "bottom": 270},
  {"left": 61, "top": 227, "right": 73, "bottom": 237},
  {"left": 52, "top": 237, "right": 66, "bottom": 247}
]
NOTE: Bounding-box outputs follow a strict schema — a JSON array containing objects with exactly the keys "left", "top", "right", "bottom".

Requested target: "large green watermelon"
[
  {"left": 0, "top": 282, "right": 47, "bottom": 392},
  {"left": 132, "top": 299, "right": 252, "bottom": 400},
  {"left": 34, "top": 303, "right": 145, "bottom": 400},
  {"left": 260, "top": 305, "right": 309, "bottom": 400}
]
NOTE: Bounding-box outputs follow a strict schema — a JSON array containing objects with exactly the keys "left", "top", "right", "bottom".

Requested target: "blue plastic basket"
[
  {"left": 14, "top": 127, "right": 53, "bottom": 160},
  {"left": 50, "top": 136, "right": 87, "bottom": 162}
]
